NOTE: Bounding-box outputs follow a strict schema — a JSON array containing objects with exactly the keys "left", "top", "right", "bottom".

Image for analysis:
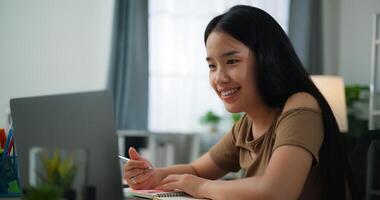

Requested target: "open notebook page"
[{"left": 127, "top": 189, "right": 206, "bottom": 200}]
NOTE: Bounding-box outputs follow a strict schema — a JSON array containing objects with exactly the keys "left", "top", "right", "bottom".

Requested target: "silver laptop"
[{"left": 10, "top": 90, "right": 124, "bottom": 200}]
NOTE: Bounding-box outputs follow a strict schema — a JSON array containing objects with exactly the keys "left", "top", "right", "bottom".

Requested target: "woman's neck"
[{"left": 246, "top": 105, "right": 279, "bottom": 140}]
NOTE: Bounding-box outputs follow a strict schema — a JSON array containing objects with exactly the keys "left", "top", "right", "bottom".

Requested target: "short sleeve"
[
  {"left": 208, "top": 115, "right": 248, "bottom": 172},
  {"left": 273, "top": 108, "right": 324, "bottom": 163}
]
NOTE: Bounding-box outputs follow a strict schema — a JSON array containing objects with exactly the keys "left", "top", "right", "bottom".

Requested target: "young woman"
[{"left": 124, "top": 5, "right": 351, "bottom": 200}]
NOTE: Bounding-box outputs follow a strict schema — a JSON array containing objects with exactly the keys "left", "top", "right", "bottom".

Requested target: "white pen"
[
  {"left": 118, "top": 155, "right": 153, "bottom": 170},
  {"left": 118, "top": 155, "right": 130, "bottom": 162}
]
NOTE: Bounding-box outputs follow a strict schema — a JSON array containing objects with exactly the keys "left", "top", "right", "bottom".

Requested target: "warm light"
[{"left": 311, "top": 75, "right": 348, "bottom": 133}]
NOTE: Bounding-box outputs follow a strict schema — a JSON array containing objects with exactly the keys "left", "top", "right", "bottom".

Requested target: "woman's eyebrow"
[
  {"left": 206, "top": 50, "right": 241, "bottom": 61},
  {"left": 221, "top": 50, "right": 240, "bottom": 57}
]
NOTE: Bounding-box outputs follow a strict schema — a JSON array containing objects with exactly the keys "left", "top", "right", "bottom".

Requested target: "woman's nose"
[{"left": 215, "top": 68, "right": 229, "bottom": 84}]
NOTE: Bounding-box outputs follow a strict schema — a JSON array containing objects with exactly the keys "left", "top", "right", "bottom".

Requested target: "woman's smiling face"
[{"left": 206, "top": 31, "right": 260, "bottom": 113}]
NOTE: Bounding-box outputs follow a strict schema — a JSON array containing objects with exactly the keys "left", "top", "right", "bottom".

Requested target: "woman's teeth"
[{"left": 221, "top": 88, "right": 239, "bottom": 97}]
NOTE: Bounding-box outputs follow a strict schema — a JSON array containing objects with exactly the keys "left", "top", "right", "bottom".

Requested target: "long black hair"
[{"left": 204, "top": 5, "right": 350, "bottom": 199}]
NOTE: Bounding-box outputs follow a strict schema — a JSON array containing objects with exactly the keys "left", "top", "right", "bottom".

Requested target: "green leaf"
[
  {"left": 200, "top": 111, "right": 221, "bottom": 124},
  {"left": 35, "top": 149, "right": 78, "bottom": 192},
  {"left": 231, "top": 113, "right": 242, "bottom": 123}
]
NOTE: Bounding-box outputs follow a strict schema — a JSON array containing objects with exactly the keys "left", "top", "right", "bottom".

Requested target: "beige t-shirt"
[{"left": 209, "top": 108, "right": 324, "bottom": 199}]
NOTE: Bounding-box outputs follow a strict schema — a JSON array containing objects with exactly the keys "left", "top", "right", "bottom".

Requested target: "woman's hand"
[
  {"left": 124, "top": 147, "right": 166, "bottom": 189},
  {"left": 155, "top": 174, "right": 210, "bottom": 199}
]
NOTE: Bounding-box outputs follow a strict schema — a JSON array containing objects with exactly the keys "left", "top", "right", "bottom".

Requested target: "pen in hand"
[
  {"left": 118, "top": 154, "right": 152, "bottom": 170},
  {"left": 118, "top": 155, "right": 130, "bottom": 162}
]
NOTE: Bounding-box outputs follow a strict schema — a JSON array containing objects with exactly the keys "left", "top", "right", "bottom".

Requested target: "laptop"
[{"left": 10, "top": 90, "right": 124, "bottom": 200}]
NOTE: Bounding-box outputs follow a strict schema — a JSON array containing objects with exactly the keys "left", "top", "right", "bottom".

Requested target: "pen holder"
[{"left": 0, "top": 156, "right": 22, "bottom": 197}]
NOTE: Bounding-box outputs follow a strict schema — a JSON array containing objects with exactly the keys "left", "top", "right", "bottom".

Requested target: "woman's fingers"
[
  {"left": 124, "top": 159, "right": 150, "bottom": 170},
  {"left": 125, "top": 172, "right": 152, "bottom": 187},
  {"left": 127, "top": 172, "right": 155, "bottom": 189},
  {"left": 123, "top": 147, "right": 156, "bottom": 189},
  {"left": 155, "top": 181, "right": 178, "bottom": 191},
  {"left": 129, "top": 147, "right": 142, "bottom": 160},
  {"left": 133, "top": 172, "right": 153, "bottom": 184},
  {"left": 126, "top": 147, "right": 152, "bottom": 169},
  {"left": 156, "top": 174, "right": 207, "bottom": 199},
  {"left": 155, "top": 174, "right": 182, "bottom": 190},
  {"left": 124, "top": 168, "right": 146, "bottom": 180},
  {"left": 159, "top": 174, "right": 181, "bottom": 185}
]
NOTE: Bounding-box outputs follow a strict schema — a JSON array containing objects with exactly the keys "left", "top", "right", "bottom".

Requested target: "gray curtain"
[
  {"left": 288, "top": 0, "right": 323, "bottom": 74},
  {"left": 108, "top": 0, "right": 149, "bottom": 129}
]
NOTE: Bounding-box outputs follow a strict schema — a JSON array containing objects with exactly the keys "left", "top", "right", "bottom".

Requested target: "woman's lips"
[{"left": 219, "top": 87, "right": 241, "bottom": 102}]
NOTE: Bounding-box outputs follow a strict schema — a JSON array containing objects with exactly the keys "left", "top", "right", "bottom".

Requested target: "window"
[{"left": 148, "top": 0, "right": 290, "bottom": 132}]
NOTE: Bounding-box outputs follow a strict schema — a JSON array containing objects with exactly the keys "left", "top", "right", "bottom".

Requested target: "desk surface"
[{"left": 0, "top": 189, "right": 142, "bottom": 200}]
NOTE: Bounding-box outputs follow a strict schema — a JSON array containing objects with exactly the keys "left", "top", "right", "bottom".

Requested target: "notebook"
[{"left": 128, "top": 189, "right": 206, "bottom": 200}]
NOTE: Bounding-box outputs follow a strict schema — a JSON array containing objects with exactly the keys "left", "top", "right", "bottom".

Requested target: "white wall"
[
  {"left": 0, "top": 0, "right": 115, "bottom": 128},
  {"left": 323, "top": 0, "right": 380, "bottom": 84},
  {"left": 337, "top": 0, "right": 380, "bottom": 84}
]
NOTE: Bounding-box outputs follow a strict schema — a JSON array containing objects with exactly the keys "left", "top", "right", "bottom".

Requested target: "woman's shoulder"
[{"left": 282, "top": 92, "right": 320, "bottom": 114}]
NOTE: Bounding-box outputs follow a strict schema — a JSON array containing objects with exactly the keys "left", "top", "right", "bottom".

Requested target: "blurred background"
[
  {"left": 1, "top": 0, "right": 380, "bottom": 198},
  {"left": 1, "top": 0, "right": 378, "bottom": 133}
]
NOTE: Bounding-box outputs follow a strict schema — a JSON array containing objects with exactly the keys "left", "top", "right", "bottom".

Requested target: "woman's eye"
[
  {"left": 208, "top": 64, "right": 216, "bottom": 70},
  {"left": 227, "top": 59, "right": 239, "bottom": 64}
]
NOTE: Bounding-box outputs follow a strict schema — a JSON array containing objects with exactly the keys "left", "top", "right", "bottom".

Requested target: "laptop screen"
[{"left": 10, "top": 90, "right": 123, "bottom": 200}]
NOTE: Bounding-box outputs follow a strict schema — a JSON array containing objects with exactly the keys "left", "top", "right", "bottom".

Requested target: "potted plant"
[
  {"left": 345, "top": 84, "right": 369, "bottom": 120},
  {"left": 200, "top": 111, "right": 221, "bottom": 134},
  {"left": 24, "top": 149, "right": 77, "bottom": 200},
  {"left": 231, "top": 113, "right": 242, "bottom": 124}
]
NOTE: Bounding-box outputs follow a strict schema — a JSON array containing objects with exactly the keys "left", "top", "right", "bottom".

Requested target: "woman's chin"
[{"left": 224, "top": 104, "right": 242, "bottom": 113}]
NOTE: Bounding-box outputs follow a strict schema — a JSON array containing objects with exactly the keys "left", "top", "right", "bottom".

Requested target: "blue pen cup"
[{"left": 0, "top": 156, "right": 22, "bottom": 197}]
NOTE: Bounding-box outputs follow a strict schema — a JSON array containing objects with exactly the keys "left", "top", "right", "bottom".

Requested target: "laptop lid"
[{"left": 10, "top": 90, "right": 123, "bottom": 200}]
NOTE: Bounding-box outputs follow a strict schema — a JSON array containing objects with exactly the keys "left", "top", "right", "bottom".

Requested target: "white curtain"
[{"left": 148, "top": 0, "right": 290, "bottom": 132}]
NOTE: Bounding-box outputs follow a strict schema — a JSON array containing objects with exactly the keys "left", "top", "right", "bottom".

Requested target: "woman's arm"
[
  {"left": 159, "top": 152, "right": 229, "bottom": 180},
  {"left": 191, "top": 152, "right": 230, "bottom": 179},
  {"left": 125, "top": 148, "right": 228, "bottom": 189},
  {"left": 201, "top": 145, "right": 313, "bottom": 200},
  {"left": 157, "top": 145, "right": 312, "bottom": 199}
]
